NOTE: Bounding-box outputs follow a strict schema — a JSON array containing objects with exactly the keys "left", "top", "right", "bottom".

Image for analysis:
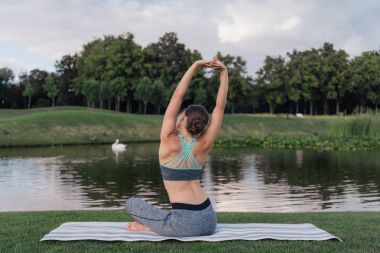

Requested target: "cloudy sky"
[{"left": 1, "top": 0, "right": 380, "bottom": 78}]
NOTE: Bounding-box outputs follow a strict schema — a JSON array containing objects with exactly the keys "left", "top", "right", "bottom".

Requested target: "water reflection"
[{"left": 0, "top": 143, "right": 379, "bottom": 212}]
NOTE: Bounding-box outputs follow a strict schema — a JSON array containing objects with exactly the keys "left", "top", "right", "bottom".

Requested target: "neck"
[{"left": 179, "top": 129, "right": 193, "bottom": 139}]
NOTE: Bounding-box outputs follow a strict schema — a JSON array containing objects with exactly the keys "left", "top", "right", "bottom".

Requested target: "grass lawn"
[
  {"left": 0, "top": 210, "right": 379, "bottom": 253},
  {"left": 0, "top": 106, "right": 337, "bottom": 147}
]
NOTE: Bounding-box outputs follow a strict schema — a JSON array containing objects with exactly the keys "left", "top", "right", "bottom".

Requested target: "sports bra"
[{"left": 159, "top": 132, "right": 204, "bottom": 181}]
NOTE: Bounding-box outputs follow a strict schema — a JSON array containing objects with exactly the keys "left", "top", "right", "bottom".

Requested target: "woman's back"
[{"left": 159, "top": 132, "right": 209, "bottom": 204}]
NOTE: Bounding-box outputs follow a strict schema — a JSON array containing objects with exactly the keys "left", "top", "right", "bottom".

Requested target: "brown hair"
[{"left": 184, "top": 104, "right": 209, "bottom": 136}]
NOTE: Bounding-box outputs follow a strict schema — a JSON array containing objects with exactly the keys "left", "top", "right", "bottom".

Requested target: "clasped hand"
[{"left": 195, "top": 57, "right": 227, "bottom": 71}]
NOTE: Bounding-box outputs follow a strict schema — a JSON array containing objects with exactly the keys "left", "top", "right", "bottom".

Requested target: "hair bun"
[
  {"left": 188, "top": 119, "right": 202, "bottom": 135},
  {"left": 184, "top": 104, "right": 210, "bottom": 135},
  {"left": 192, "top": 120, "right": 202, "bottom": 132}
]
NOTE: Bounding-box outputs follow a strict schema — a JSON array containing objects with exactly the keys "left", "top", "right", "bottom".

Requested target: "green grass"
[
  {"left": 0, "top": 107, "right": 163, "bottom": 147},
  {"left": 329, "top": 113, "right": 380, "bottom": 138},
  {"left": 0, "top": 211, "right": 378, "bottom": 253},
  {"left": 0, "top": 106, "right": 334, "bottom": 147},
  {"left": 1, "top": 106, "right": 379, "bottom": 149}
]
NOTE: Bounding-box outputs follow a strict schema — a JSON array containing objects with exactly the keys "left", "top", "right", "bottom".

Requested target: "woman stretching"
[{"left": 125, "top": 57, "right": 228, "bottom": 237}]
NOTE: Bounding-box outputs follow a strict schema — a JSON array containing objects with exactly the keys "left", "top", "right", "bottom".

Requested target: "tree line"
[{"left": 0, "top": 32, "right": 379, "bottom": 115}]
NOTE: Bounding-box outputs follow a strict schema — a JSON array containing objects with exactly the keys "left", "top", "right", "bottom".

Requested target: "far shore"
[{"left": 1, "top": 106, "right": 379, "bottom": 150}]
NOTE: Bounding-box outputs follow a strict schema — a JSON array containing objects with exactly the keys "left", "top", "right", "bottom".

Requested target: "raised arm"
[
  {"left": 160, "top": 59, "right": 214, "bottom": 139},
  {"left": 199, "top": 60, "right": 229, "bottom": 150}
]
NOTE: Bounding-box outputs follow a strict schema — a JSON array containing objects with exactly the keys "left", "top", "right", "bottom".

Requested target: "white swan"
[{"left": 112, "top": 139, "right": 127, "bottom": 152}]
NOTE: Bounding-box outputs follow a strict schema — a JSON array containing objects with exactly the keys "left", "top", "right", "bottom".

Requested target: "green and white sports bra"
[{"left": 159, "top": 132, "right": 204, "bottom": 180}]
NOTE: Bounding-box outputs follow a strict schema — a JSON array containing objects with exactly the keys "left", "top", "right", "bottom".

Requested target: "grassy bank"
[
  {"left": 0, "top": 106, "right": 329, "bottom": 147},
  {"left": 0, "top": 106, "right": 379, "bottom": 150},
  {"left": 0, "top": 210, "right": 379, "bottom": 253}
]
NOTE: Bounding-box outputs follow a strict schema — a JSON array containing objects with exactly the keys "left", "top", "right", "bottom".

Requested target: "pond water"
[{"left": 0, "top": 143, "right": 379, "bottom": 212}]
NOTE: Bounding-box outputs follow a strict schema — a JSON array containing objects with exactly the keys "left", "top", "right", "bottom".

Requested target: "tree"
[
  {"left": 286, "top": 49, "right": 321, "bottom": 115},
  {"left": 135, "top": 76, "right": 153, "bottom": 114},
  {"left": 55, "top": 54, "right": 82, "bottom": 106},
  {"left": 317, "top": 43, "right": 351, "bottom": 115},
  {"left": 285, "top": 50, "right": 303, "bottom": 113},
  {"left": 151, "top": 79, "right": 166, "bottom": 114},
  {"left": 256, "top": 56, "right": 287, "bottom": 114},
  {"left": 0, "top": 67, "right": 15, "bottom": 108},
  {"left": 351, "top": 50, "right": 380, "bottom": 113},
  {"left": 301, "top": 49, "right": 320, "bottom": 115},
  {"left": 109, "top": 77, "right": 126, "bottom": 112},
  {"left": 75, "top": 37, "right": 108, "bottom": 108},
  {"left": 26, "top": 69, "right": 49, "bottom": 107},
  {"left": 43, "top": 74, "right": 59, "bottom": 107},
  {"left": 326, "top": 49, "right": 351, "bottom": 114},
  {"left": 81, "top": 79, "right": 99, "bottom": 107},
  {"left": 143, "top": 32, "right": 195, "bottom": 110},
  {"left": 104, "top": 33, "right": 144, "bottom": 112},
  {"left": 22, "top": 83, "right": 35, "bottom": 109}
]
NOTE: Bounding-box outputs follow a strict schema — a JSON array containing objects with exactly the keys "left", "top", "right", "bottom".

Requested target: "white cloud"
[
  {"left": 0, "top": 57, "right": 35, "bottom": 76},
  {"left": 342, "top": 34, "right": 364, "bottom": 56},
  {"left": 275, "top": 16, "right": 302, "bottom": 31},
  {"left": 0, "top": 0, "right": 379, "bottom": 77}
]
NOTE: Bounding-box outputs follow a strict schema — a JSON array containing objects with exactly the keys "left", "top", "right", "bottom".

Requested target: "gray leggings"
[{"left": 125, "top": 197, "right": 217, "bottom": 237}]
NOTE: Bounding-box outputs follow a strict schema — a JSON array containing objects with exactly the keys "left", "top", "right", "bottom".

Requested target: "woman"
[{"left": 125, "top": 57, "right": 228, "bottom": 237}]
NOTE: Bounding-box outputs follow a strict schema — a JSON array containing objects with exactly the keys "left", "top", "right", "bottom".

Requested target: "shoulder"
[
  {"left": 159, "top": 132, "right": 181, "bottom": 159},
  {"left": 194, "top": 134, "right": 212, "bottom": 153}
]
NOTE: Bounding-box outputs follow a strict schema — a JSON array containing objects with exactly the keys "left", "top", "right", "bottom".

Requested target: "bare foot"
[{"left": 126, "top": 221, "right": 152, "bottom": 232}]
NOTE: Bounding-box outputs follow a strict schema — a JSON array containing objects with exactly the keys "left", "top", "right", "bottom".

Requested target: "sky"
[{"left": 1, "top": 0, "right": 380, "bottom": 79}]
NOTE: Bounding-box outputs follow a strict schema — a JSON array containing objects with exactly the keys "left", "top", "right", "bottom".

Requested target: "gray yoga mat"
[{"left": 40, "top": 222, "right": 342, "bottom": 242}]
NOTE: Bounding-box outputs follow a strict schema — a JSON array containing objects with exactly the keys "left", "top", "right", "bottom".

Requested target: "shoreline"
[{"left": 1, "top": 135, "right": 379, "bottom": 151}]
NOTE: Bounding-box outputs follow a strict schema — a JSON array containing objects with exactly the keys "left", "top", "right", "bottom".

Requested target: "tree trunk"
[
  {"left": 108, "top": 100, "right": 111, "bottom": 110},
  {"left": 28, "top": 96, "right": 31, "bottom": 109},
  {"left": 52, "top": 97, "right": 55, "bottom": 108},
  {"left": 143, "top": 101, "right": 147, "bottom": 114},
  {"left": 100, "top": 99, "right": 103, "bottom": 109},
  {"left": 289, "top": 103, "right": 292, "bottom": 114},
  {"left": 296, "top": 102, "right": 299, "bottom": 114},
  {"left": 157, "top": 105, "right": 161, "bottom": 114},
  {"left": 309, "top": 101, "right": 313, "bottom": 116},
  {"left": 268, "top": 102, "right": 274, "bottom": 114},
  {"left": 87, "top": 100, "right": 90, "bottom": 107},
  {"left": 127, "top": 93, "right": 133, "bottom": 113},
  {"left": 231, "top": 102, "right": 235, "bottom": 114},
  {"left": 117, "top": 96, "right": 120, "bottom": 112},
  {"left": 336, "top": 101, "right": 340, "bottom": 115},
  {"left": 138, "top": 101, "right": 143, "bottom": 114},
  {"left": 323, "top": 100, "right": 328, "bottom": 115}
]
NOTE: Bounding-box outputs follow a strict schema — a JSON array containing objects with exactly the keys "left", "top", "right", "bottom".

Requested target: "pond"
[{"left": 0, "top": 143, "right": 379, "bottom": 212}]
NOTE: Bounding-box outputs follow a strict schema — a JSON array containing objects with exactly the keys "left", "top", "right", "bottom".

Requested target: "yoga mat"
[{"left": 40, "top": 222, "right": 342, "bottom": 242}]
